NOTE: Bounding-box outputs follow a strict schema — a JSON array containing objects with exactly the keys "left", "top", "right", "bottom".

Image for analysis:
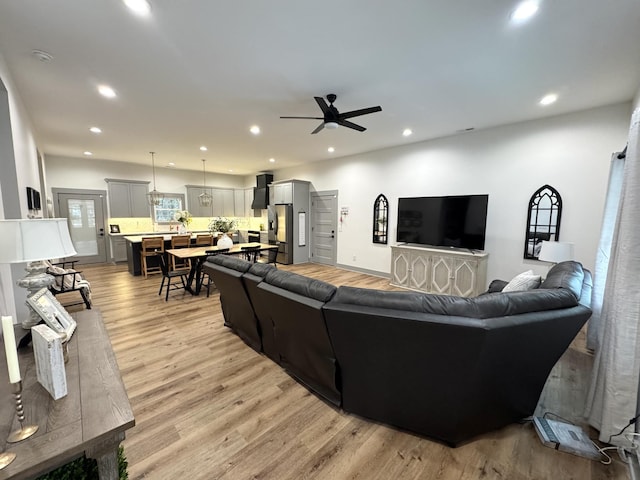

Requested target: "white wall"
[
  {"left": 45, "top": 154, "right": 247, "bottom": 204},
  {"left": 273, "top": 103, "right": 631, "bottom": 284}
]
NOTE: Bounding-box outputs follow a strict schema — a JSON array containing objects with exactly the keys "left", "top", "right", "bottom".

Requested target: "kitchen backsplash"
[{"left": 108, "top": 214, "right": 267, "bottom": 234}]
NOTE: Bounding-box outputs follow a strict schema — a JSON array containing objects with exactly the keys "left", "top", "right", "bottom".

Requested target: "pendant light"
[
  {"left": 199, "top": 158, "right": 212, "bottom": 207},
  {"left": 147, "top": 151, "right": 164, "bottom": 206}
]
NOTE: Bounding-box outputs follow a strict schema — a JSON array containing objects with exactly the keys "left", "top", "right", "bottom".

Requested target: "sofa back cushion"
[
  {"left": 247, "top": 262, "right": 276, "bottom": 278},
  {"left": 265, "top": 270, "right": 336, "bottom": 302},
  {"left": 540, "top": 260, "right": 584, "bottom": 300},
  {"left": 331, "top": 286, "right": 578, "bottom": 319},
  {"left": 205, "top": 254, "right": 253, "bottom": 273}
]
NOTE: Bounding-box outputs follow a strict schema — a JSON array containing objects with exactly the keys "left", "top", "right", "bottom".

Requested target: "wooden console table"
[{"left": 0, "top": 310, "right": 134, "bottom": 480}]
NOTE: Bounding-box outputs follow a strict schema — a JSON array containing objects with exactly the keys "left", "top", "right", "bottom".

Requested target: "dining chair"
[
  {"left": 256, "top": 246, "right": 278, "bottom": 269},
  {"left": 158, "top": 253, "right": 188, "bottom": 301},
  {"left": 240, "top": 245, "right": 261, "bottom": 263},
  {"left": 201, "top": 248, "right": 229, "bottom": 297},
  {"left": 141, "top": 236, "right": 165, "bottom": 278},
  {"left": 195, "top": 234, "right": 214, "bottom": 246},
  {"left": 170, "top": 234, "right": 192, "bottom": 271}
]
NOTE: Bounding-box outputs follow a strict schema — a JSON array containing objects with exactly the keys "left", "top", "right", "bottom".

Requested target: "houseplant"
[
  {"left": 208, "top": 217, "right": 236, "bottom": 248},
  {"left": 173, "top": 210, "right": 192, "bottom": 233}
]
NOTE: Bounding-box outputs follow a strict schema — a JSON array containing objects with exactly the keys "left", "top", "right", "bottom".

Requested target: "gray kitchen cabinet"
[
  {"left": 186, "top": 186, "right": 214, "bottom": 217},
  {"left": 211, "top": 188, "right": 235, "bottom": 217},
  {"left": 106, "top": 179, "right": 150, "bottom": 217},
  {"left": 234, "top": 189, "right": 245, "bottom": 216}
]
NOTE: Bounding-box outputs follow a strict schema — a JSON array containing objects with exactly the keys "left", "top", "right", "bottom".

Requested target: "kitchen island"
[{"left": 124, "top": 232, "right": 238, "bottom": 276}]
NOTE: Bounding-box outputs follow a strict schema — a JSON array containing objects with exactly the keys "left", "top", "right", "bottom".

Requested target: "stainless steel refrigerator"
[{"left": 268, "top": 204, "right": 293, "bottom": 264}]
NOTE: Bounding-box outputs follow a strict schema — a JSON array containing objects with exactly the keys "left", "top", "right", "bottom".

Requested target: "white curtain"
[
  {"left": 586, "top": 154, "right": 625, "bottom": 351},
  {"left": 586, "top": 108, "right": 640, "bottom": 447}
]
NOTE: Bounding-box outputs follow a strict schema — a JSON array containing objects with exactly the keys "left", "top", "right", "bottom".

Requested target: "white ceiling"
[{"left": 0, "top": 0, "right": 639, "bottom": 175}]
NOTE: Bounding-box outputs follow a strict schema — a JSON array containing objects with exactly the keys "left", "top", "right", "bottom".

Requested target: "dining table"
[{"left": 166, "top": 242, "right": 278, "bottom": 295}]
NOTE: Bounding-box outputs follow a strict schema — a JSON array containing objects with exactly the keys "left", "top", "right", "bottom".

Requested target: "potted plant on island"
[
  {"left": 173, "top": 210, "right": 192, "bottom": 233},
  {"left": 208, "top": 217, "right": 236, "bottom": 249}
]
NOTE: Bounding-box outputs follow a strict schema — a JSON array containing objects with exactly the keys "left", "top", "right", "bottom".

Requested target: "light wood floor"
[{"left": 61, "top": 262, "right": 627, "bottom": 480}]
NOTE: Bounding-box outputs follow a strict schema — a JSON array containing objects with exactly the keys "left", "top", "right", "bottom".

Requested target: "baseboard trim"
[{"left": 335, "top": 263, "right": 390, "bottom": 279}]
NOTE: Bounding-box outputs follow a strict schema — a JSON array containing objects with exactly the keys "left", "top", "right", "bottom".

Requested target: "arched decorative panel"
[
  {"left": 524, "top": 184, "right": 562, "bottom": 259},
  {"left": 373, "top": 194, "right": 389, "bottom": 244}
]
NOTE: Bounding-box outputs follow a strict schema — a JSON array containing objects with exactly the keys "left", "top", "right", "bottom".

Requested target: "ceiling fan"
[{"left": 280, "top": 94, "right": 382, "bottom": 134}]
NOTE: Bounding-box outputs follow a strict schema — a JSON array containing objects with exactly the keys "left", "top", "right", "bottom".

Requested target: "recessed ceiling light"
[
  {"left": 328, "top": 147, "right": 335, "bottom": 153},
  {"left": 199, "top": 146, "right": 207, "bottom": 151},
  {"left": 269, "top": 158, "right": 276, "bottom": 163},
  {"left": 98, "top": 85, "right": 116, "bottom": 98},
  {"left": 250, "top": 125, "right": 260, "bottom": 135},
  {"left": 511, "top": 1, "right": 539, "bottom": 23},
  {"left": 83, "top": 151, "right": 93, "bottom": 156},
  {"left": 122, "top": 0, "right": 151, "bottom": 16},
  {"left": 89, "top": 127, "right": 102, "bottom": 134},
  {"left": 402, "top": 129, "right": 413, "bottom": 137},
  {"left": 167, "top": 162, "right": 175, "bottom": 167},
  {"left": 539, "top": 93, "right": 558, "bottom": 106},
  {"left": 228, "top": 169, "right": 234, "bottom": 172}
]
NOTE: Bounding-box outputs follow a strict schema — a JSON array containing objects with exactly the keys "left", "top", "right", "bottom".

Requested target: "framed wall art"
[{"left": 27, "top": 288, "right": 76, "bottom": 340}]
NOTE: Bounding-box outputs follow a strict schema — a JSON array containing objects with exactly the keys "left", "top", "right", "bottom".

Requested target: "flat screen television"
[{"left": 397, "top": 194, "right": 488, "bottom": 250}]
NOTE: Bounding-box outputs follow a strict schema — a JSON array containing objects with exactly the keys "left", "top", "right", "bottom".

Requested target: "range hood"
[{"left": 251, "top": 174, "right": 273, "bottom": 209}]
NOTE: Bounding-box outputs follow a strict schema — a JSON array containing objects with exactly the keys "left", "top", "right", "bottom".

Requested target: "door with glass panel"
[{"left": 56, "top": 192, "right": 107, "bottom": 264}]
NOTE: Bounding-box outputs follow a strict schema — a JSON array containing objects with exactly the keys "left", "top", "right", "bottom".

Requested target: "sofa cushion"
[
  {"left": 485, "top": 279, "right": 508, "bottom": 293},
  {"left": 248, "top": 262, "right": 276, "bottom": 278},
  {"left": 265, "top": 270, "right": 336, "bottom": 303},
  {"left": 205, "top": 254, "right": 252, "bottom": 273},
  {"left": 540, "top": 261, "right": 584, "bottom": 300},
  {"left": 502, "top": 270, "right": 541, "bottom": 292},
  {"left": 331, "top": 286, "right": 578, "bottom": 319}
]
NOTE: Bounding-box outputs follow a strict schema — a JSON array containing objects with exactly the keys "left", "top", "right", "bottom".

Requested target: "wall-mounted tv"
[{"left": 397, "top": 194, "right": 488, "bottom": 250}]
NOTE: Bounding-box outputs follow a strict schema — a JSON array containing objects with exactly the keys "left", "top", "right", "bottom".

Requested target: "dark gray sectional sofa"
[{"left": 202, "top": 257, "right": 592, "bottom": 446}]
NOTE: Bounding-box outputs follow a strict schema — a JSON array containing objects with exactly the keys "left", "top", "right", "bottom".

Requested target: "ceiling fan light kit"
[{"left": 280, "top": 94, "right": 382, "bottom": 134}]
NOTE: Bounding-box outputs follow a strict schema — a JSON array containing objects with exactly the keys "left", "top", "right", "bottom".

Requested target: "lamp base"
[{"left": 16, "top": 260, "right": 55, "bottom": 329}]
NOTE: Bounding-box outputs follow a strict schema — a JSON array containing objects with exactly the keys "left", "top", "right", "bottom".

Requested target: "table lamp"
[
  {"left": 538, "top": 240, "right": 575, "bottom": 264},
  {"left": 0, "top": 219, "right": 77, "bottom": 328}
]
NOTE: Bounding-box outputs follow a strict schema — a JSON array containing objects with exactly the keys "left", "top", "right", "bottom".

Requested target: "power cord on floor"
[{"left": 608, "top": 415, "right": 639, "bottom": 444}]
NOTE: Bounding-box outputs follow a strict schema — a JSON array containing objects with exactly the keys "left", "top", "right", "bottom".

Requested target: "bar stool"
[
  {"left": 195, "top": 234, "right": 214, "bottom": 246},
  {"left": 141, "top": 237, "right": 164, "bottom": 278},
  {"left": 170, "top": 234, "right": 192, "bottom": 271}
]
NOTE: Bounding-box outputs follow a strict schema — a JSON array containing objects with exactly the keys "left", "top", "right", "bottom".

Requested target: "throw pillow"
[{"left": 502, "top": 270, "right": 542, "bottom": 292}]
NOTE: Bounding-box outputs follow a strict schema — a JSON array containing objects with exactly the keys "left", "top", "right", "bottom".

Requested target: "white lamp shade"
[
  {"left": 0, "top": 218, "right": 77, "bottom": 264},
  {"left": 538, "top": 241, "right": 574, "bottom": 263},
  {"left": 324, "top": 122, "right": 339, "bottom": 129}
]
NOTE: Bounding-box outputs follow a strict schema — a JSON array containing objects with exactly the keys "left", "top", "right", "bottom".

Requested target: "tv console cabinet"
[{"left": 390, "top": 245, "right": 488, "bottom": 297}]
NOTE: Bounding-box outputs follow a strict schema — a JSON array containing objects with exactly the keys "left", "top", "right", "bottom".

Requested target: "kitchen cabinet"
[
  {"left": 234, "top": 189, "right": 245, "bottom": 217},
  {"left": 212, "top": 188, "right": 235, "bottom": 217},
  {"left": 186, "top": 186, "right": 214, "bottom": 217},
  {"left": 272, "top": 183, "right": 293, "bottom": 204},
  {"left": 244, "top": 188, "right": 258, "bottom": 217},
  {"left": 106, "top": 179, "right": 150, "bottom": 217},
  {"left": 390, "top": 245, "right": 488, "bottom": 297},
  {"left": 110, "top": 236, "right": 127, "bottom": 262}
]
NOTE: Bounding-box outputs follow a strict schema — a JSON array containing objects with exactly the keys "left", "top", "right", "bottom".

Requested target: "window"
[
  {"left": 524, "top": 185, "right": 562, "bottom": 259},
  {"left": 152, "top": 194, "right": 185, "bottom": 224},
  {"left": 373, "top": 194, "right": 389, "bottom": 244}
]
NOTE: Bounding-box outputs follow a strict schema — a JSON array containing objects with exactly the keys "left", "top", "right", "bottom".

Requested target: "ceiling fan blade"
[
  {"left": 338, "top": 119, "right": 366, "bottom": 132},
  {"left": 280, "top": 116, "right": 324, "bottom": 120},
  {"left": 311, "top": 122, "right": 325, "bottom": 134},
  {"left": 314, "top": 97, "right": 330, "bottom": 114},
  {"left": 339, "top": 106, "right": 382, "bottom": 120}
]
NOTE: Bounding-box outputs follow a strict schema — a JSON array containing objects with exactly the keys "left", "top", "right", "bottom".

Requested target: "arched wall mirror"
[
  {"left": 524, "top": 184, "right": 562, "bottom": 259},
  {"left": 373, "top": 194, "right": 389, "bottom": 244}
]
